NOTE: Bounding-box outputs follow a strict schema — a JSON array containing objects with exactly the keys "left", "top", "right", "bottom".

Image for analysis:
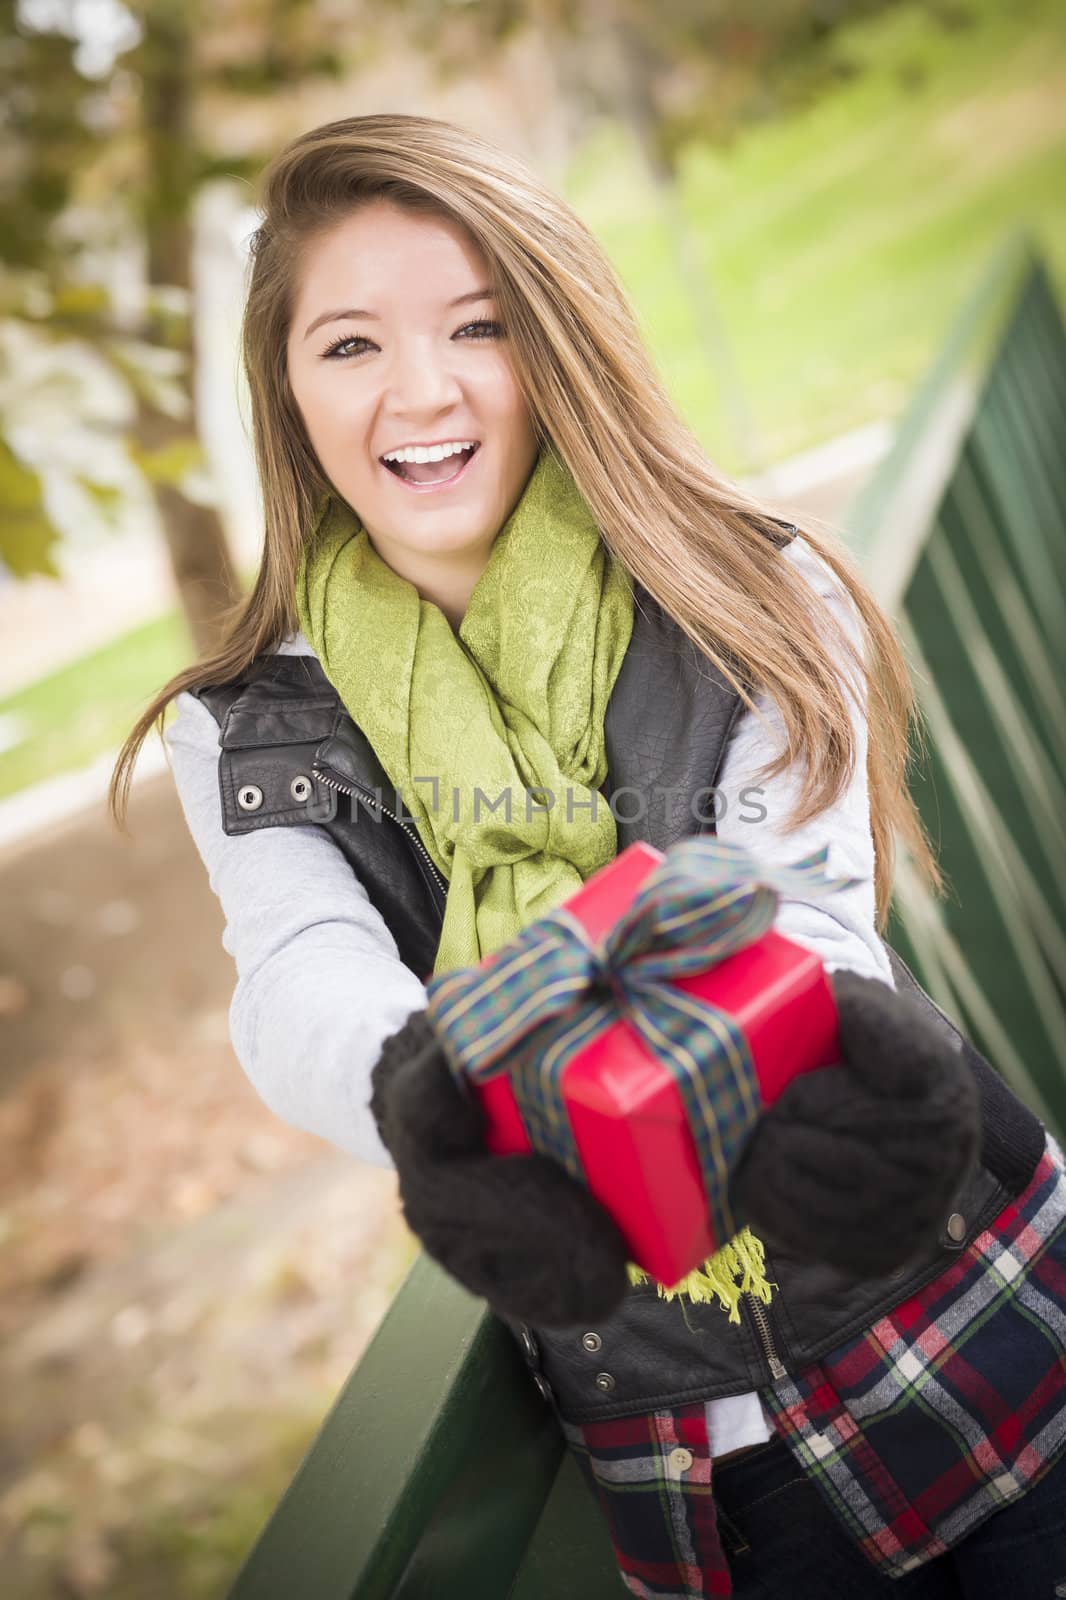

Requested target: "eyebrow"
[{"left": 303, "top": 288, "right": 495, "bottom": 341}]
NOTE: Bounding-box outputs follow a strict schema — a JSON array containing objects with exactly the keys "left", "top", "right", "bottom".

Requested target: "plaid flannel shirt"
[{"left": 562, "top": 1129, "right": 1066, "bottom": 1598}]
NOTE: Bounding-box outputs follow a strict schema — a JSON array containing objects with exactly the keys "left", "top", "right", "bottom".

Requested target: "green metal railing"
[
  {"left": 847, "top": 229, "right": 1066, "bottom": 1141},
  {"left": 228, "top": 1253, "right": 623, "bottom": 1597},
  {"left": 228, "top": 233, "right": 1066, "bottom": 1598}
]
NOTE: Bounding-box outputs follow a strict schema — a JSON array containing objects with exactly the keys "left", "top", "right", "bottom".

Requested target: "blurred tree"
[{"left": 0, "top": 0, "right": 345, "bottom": 652}]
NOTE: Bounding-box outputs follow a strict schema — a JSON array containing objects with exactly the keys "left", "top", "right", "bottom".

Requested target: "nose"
[{"left": 384, "top": 335, "right": 464, "bottom": 416}]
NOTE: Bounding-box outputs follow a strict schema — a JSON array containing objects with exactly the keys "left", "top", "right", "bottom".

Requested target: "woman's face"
[{"left": 286, "top": 200, "right": 541, "bottom": 615}]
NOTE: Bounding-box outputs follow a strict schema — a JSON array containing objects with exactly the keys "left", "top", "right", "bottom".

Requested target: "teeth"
[{"left": 382, "top": 440, "right": 477, "bottom": 464}]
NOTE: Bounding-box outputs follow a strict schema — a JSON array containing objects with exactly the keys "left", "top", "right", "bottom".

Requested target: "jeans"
[{"left": 712, "top": 1433, "right": 1066, "bottom": 1599}]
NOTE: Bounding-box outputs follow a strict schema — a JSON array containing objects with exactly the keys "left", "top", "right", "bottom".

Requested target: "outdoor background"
[{"left": 1, "top": 0, "right": 1064, "bottom": 1595}]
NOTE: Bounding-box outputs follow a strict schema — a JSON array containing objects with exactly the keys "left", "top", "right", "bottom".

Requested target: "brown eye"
[
  {"left": 456, "top": 319, "right": 502, "bottom": 339},
  {"left": 320, "top": 334, "right": 371, "bottom": 360}
]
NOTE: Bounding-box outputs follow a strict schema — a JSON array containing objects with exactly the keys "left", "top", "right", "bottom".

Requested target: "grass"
[
  {"left": 2, "top": 0, "right": 1065, "bottom": 802},
  {"left": 110, "top": 1413, "right": 324, "bottom": 1600},
  {"left": 27, "top": 1408, "right": 328, "bottom": 1600},
  {"left": 0, "top": 609, "right": 192, "bottom": 803}
]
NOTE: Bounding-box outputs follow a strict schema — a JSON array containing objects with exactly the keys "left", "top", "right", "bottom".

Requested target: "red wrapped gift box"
[{"left": 473, "top": 841, "right": 841, "bottom": 1288}]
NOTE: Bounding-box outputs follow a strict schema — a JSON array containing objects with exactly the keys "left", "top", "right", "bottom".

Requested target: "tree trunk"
[
  {"left": 135, "top": 0, "right": 242, "bottom": 656},
  {"left": 135, "top": 398, "right": 244, "bottom": 656}
]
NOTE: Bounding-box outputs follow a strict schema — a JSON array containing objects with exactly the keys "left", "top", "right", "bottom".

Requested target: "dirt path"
[{"left": 0, "top": 774, "right": 415, "bottom": 1599}]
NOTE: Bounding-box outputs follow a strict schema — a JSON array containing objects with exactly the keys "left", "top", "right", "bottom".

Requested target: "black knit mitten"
[
  {"left": 727, "top": 971, "right": 982, "bottom": 1277},
  {"left": 370, "top": 1010, "right": 631, "bottom": 1328}
]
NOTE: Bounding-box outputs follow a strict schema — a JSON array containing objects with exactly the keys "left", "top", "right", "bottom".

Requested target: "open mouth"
[{"left": 380, "top": 442, "right": 481, "bottom": 492}]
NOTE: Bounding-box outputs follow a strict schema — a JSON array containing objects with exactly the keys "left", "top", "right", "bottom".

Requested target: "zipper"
[
  {"left": 744, "top": 1290, "right": 787, "bottom": 1381},
  {"left": 312, "top": 763, "right": 449, "bottom": 900}
]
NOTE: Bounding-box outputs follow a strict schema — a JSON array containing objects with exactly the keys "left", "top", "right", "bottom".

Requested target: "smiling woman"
[{"left": 105, "top": 111, "right": 1066, "bottom": 1600}]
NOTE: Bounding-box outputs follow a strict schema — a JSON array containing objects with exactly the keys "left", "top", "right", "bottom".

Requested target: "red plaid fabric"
[
  {"left": 765, "top": 1130, "right": 1066, "bottom": 1576},
  {"left": 561, "top": 1130, "right": 1066, "bottom": 1598},
  {"left": 561, "top": 1402, "right": 730, "bottom": 1599}
]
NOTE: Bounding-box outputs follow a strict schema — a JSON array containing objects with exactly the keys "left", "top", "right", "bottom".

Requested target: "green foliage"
[
  {"left": 0, "top": 0, "right": 357, "bottom": 597},
  {"left": 0, "top": 0, "right": 109, "bottom": 269},
  {"left": 0, "top": 438, "right": 60, "bottom": 578},
  {"left": 214, "top": 48, "right": 346, "bottom": 94},
  {"left": 128, "top": 436, "right": 207, "bottom": 488},
  {"left": 0, "top": 287, "right": 190, "bottom": 579},
  {"left": 47, "top": 282, "right": 113, "bottom": 324},
  {"left": 74, "top": 476, "right": 127, "bottom": 527}
]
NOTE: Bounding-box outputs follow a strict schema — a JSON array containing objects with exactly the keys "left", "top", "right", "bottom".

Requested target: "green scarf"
[
  {"left": 296, "top": 446, "right": 632, "bottom": 973},
  {"left": 296, "top": 445, "right": 777, "bottom": 1324}
]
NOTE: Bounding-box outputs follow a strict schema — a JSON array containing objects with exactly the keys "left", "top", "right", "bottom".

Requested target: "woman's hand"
[
  {"left": 727, "top": 970, "right": 983, "bottom": 1278},
  {"left": 370, "top": 1010, "right": 631, "bottom": 1328}
]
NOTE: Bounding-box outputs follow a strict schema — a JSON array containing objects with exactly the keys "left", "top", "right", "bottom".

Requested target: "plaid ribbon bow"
[{"left": 425, "top": 837, "right": 860, "bottom": 1246}]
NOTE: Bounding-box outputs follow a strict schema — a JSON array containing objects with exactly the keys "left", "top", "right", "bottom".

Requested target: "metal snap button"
[
  {"left": 670, "top": 1446, "right": 694, "bottom": 1473},
  {"left": 237, "top": 784, "right": 263, "bottom": 812},
  {"left": 290, "top": 775, "right": 313, "bottom": 803},
  {"left": 581, "top": 1331, "right": 602, "bottom": 1353},
  {"left": 946, "top": 1212, "right": 967, "bottom": 1243},
  {"left": 595, "top": 1371, "right": 615, "bottom": 1393},
  {"left": 533, "top": 1372, "right": 553, "bottom": 1404},
  {"left": 519, "top": 1325, "right": 539, "bottom": 1363}
]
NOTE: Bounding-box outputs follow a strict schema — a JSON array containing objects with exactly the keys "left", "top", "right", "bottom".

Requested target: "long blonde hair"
[{"left": 110, "top": 112, "right": 942, "bottom": 926}]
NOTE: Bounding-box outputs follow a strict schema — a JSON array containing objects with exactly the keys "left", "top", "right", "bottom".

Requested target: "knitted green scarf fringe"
[{"left": 627, "top": 1232, "right": 777, "bottom": 1325}]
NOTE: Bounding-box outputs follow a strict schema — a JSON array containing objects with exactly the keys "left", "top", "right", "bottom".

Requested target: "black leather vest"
[{"left": 193, "top": 551, "right": 1046, "bottom": 1424}]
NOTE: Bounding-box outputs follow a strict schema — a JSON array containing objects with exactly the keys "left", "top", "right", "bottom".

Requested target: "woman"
[{"left": 110, "top": 114, "right": 1066, "bottom": 1597}]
